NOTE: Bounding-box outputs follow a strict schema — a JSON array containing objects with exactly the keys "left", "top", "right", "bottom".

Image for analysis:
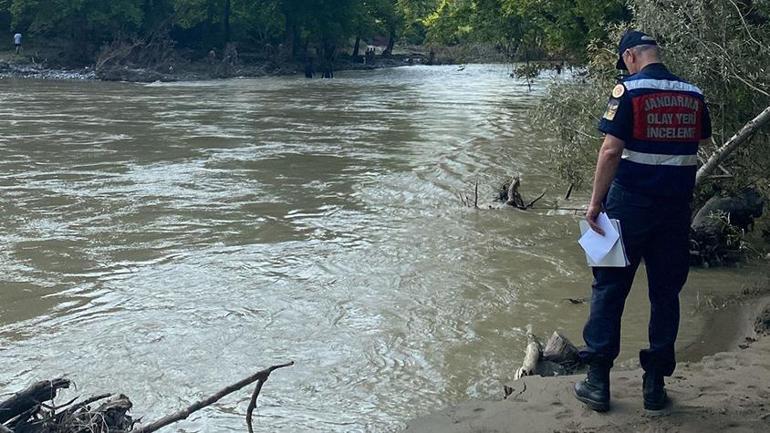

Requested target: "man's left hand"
[{"left": 586, "top": 203, "right": 605, "bottom": 236}]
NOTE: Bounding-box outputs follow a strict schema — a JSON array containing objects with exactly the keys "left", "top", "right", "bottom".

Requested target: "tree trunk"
[
  {"left": 696, "top": 105, "right": 770, "bottom": 187},
  {"left": 205, "top": 1, "right": 215, "bottom": 46},
  {"left": 291, "top": 25, "right": 301, "bottom": 58},
  {"left": 73, "top": 16, "right": 91, "bottom": 64},
  {"left": 352, "top": 35, "right": 361, "bottom": 58},
  {"left": 142, "top": 0, "right": 154, "bottom": 32},
  {"left": 321, "top": 40, "right": 335, "bottom": 78},
  {"left": 223, "top": 0, "right": 231, "bottom": 44},
  {"left": 383, "top": 30, "right": 396, "bottom": 56}
]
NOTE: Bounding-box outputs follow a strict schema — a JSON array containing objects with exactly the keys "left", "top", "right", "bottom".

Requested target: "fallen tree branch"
[
  {"left": 525, "top": 191, "right": 547, "bottom": 209},
  {"left": 696, "top": 105, "right": 770, "bottom": 186},
  {"left": 40, "top": 396, "right": 78, "bottom": 413},
  {"left": 564, "top": 183, "right": 574, "bottom": 200},
  {"left": 54, "top": 393, "right": 113, "bottom": 423},
  {"left": 246, "top": 378, "right": 267, "bottom": 433},
  {"left": 506, "top": 176, "right": 525, "bottom": 208},
  {"left": 514, "top": 325, "right": 540, "bottom": 380},
  {"left": 131, "top": 362, "right": 294, "bottom": 433}
]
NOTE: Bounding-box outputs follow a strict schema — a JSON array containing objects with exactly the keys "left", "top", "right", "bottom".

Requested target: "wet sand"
[{"left": 404, "top": 297, "right": 770, "bottom": 433}]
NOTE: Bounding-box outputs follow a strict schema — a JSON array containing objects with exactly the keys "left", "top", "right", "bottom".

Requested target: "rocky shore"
[
  {"left": 0, "top": 52, "right": 417, "bottom": 82},
  {"left": 403, "top": 295, "right": 770, "bottom": 433},
  {"left": 0, "top": 58, "right": 95, "bottom": 80}
]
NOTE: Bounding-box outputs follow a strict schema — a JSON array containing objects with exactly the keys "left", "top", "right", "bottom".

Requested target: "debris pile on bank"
[
  {"left": 0, "top": 379, "right": 132, "bottom": 433},
  {"left": 690, "top": 188, "right": 765, "bottom": 267},
  {"left": 755, "top": 307, "right": 770, "bottom": 335},
  {"left": 0, "top": 363, "right": 292, "bottom": 433}
]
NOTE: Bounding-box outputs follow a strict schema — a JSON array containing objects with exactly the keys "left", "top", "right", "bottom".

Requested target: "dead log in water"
[
  {"left": 514, "top": 325, "right": 541, "bottom": 380},
  {"left": 1, "top": 387, "right": 129, "bottom": 433},
  {"left": 0, "top": 379, "right": 71, "bottom": 424},
  {"left": 497, "top": 176, "right": 546, "bottom": 210}
]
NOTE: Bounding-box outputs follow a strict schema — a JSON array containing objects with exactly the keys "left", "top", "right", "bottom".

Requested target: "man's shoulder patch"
[
  {"left": 611, "top": 84, "right": 625, "bottom": 99},
  {"left": 603, "top": 99, "right": 620, "bottom": 121}
]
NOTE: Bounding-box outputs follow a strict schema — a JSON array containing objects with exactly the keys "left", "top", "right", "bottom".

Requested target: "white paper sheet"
[
  {"left": 579, "top": 219, "right": 629, "bottom": 267},
  {"left": 578, "top": 212, "right": 620, "bottom": 263}
]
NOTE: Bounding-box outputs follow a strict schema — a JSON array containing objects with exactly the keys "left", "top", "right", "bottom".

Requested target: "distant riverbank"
[
  {"left": 0, "top": 42, "right": 557, "bottom": 82},
  {"left": 0, "top": 43, "right": 512, "bottom": 82},
  {"left": 0, "top": 52, "right": 412, "bottom": 82}
]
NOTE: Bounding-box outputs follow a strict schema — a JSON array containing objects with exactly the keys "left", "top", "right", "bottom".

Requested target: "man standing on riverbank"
[
  {"left": 574, "top": 30, "right": 712, "bottom": 413},
  {"left": 13, "top": 32, "right": 22, "bottom": 54}
]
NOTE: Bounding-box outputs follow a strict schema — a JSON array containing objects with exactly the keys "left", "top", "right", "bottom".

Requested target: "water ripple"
[{"left": 0, "top": 65, "right": 760, "bottom": 433}]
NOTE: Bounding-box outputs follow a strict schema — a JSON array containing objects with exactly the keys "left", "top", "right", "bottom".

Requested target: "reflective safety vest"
[{"left": 598, "top": 63, "right": 711, "bottom": 198}]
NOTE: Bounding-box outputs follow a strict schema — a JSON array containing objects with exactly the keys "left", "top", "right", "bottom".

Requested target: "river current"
[{"left": 0, "top": 65, "right": 764, "bottom": 432}]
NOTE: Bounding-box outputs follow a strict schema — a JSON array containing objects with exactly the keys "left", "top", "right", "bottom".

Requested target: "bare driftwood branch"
[
  {"left": 245, "top": 377, "right": 268, "bottom": 433},
  {"left": 0, "top": 379, "right": 71, "bottom": 424},
  {"left": 696, "top": 105, "right": 770, "bottom": 186},
  {"left": 525, "top": 191, "right": 547, "bottom": 209},
  {"left": 506, "top": 176, "right": 525, "bottom": 208},
  {"left": 501, "top": 176, "right": 546, "bottom": 210},
  {"left": 40, "top": 396, "right": 78, "bottom": 413},
  {"left": 514, "top": 325, "right": 540, "bottom": 380},
  {"left": 564, "top": 183, "right": 574, "bottom": 200},
  {"left": 131, "top": 362, "right": 294, "bottom": 433},
  {"left": 55, "top": 394, "right": 113, "bottom": 423}
]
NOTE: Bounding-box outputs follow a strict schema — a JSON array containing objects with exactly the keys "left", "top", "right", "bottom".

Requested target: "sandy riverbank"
[{"left": 404, "top": 295, "right": 770, "bottom": 433}]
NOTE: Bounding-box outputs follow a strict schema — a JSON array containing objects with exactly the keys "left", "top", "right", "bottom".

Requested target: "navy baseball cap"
[{"left": 616, "top": 30, "right": 658, "bottom": 70}]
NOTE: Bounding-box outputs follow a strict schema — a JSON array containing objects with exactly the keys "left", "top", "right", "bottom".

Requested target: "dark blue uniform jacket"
[{"left": 598, "top": 63, "right": 712, "bottom": 198}]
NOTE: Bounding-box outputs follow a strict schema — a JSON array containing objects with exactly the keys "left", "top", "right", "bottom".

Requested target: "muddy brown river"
[{"left": 0, "top": 65, "right": 765, "bottom": 432}]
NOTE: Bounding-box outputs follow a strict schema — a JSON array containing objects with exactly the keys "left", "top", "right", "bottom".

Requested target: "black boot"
[
  {"left": 574, "top": 363, "right": 610, "bottom": 412},
  {"left": 643, "top": 372, "right": 669, "bottom": 411}
]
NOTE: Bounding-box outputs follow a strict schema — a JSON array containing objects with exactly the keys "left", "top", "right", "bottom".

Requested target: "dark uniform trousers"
[{"left": 581, "top": 182, "right": 691, "bottom": 376}]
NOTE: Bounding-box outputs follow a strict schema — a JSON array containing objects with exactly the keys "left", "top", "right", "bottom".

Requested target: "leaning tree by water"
[
  {"left": 531, "top": 0, "right": 770, "bottom": 264},
  {"left": 534, "top": 0, "right": 770, "bottom": 196}
]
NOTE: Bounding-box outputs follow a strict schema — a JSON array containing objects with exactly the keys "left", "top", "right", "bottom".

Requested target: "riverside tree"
[
  {"left": 417, "top": 0, "right": 628, "bottom": 60},
  {"left": 534, "top": 0, "right": 770, "bottom": 200},
  {"left": 1, "top": 0, "right": 634, "bottom": 64},
  {"left": 1, "top": 0, "right": 405, "bottom": 62}
]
